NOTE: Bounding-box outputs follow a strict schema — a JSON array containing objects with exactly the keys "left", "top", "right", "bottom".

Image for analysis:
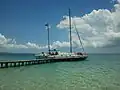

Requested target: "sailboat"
[{"left": 35, "top": 9, "right": 88, "bottom": 61}]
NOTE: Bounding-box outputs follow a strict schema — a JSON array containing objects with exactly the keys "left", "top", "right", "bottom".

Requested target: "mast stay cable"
[{"left": 73, "top": 21, "right": 85, "bottom": 52}]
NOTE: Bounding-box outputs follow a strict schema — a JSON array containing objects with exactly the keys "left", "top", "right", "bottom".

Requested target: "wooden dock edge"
[{"left": 0, "top": 57, "right": 87, "bottom": 68}]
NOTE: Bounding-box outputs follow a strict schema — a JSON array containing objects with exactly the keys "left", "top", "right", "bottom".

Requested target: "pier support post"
[
  {"left": 5, "top": 62, "right": 8, "bottom": 68},
  {"left": 28, "top": 62, "right": 31, "bottom": 65},
  {"left": 1, "top": 63, "right": 3, "bottom": 68},
  {"left": 26, "top": 62, "right": 28, "bottom": 65},
  {"left": 25, "top": 62, "right": 27, "bottom": 65},
  {"left": 14, "top": 63, "right": 16, "bottom": 67},
  {"left": 34, "top": 61, "right": 36, "bottom": 64},
  {"left": 35, "top": 61, "right": 37, "bottom": 64},
  {"left": 21, "top": 62, "right": 24, "bottom": 66},
  {"left": 40, "top": 61, "right": 42, "bottom": 64},
  {"left": 38, "top": 61, "right": 39, "bottom": 64},
  {"left": 18, "top": 62, "right": 20, "bottom": 67},
  {"left": 9, "top": 63, "right": 12, "bottom": 67}
]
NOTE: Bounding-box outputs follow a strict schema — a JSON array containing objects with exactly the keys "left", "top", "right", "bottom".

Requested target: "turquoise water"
[
  {"left": 0, "top": 53, "right": 35, "bottom": 60},
  {"left": 0, "top": 54, "right": 120, "bottom": 90}
]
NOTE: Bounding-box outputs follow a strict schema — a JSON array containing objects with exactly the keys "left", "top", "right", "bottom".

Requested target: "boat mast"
[
  {"left": 69, "top": 8, "right": 72, "bottom": 53},
  {"left": 45, "top": 23, "right": 50, "bottom": 54}
]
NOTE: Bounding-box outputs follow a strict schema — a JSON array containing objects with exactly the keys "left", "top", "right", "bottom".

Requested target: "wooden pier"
[
  {"left": 0, "top": 56, "right": 87, "bottom": 68},
  {"left": 0, "top": 59, "right": 55, "bottom": 68}
]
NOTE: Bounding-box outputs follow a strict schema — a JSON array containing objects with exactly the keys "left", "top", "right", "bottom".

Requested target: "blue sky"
[{"left": 0, "top": 0, "right": 120, "bottom": 53}]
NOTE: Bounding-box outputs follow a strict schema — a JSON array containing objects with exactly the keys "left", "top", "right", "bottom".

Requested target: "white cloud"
[
  {"left": 57, "top": 4, "right": 120, "bottom": 48},
  {"left": 26, "top": 42, "right": 47, "bottom": 49},
  {"left": 117, "top": 0, "right": 120, "bottom": 3},
  {"left": 26, "top": 42, "right": 42, "bottom": 49},
  {"left": 1, "top": 3, "right": 120, "bottom": 51},
  {"left": 0, "top": 33, "right": 13, "bottom": 45},
  {"left": 0, "top": 33, "right": 70, "bottom": 51},
  {"left": 51, "top": 41, "right": 70, "bottom": 49},
  {"left": 0, "top": 33, "right": 69, "bottom": 50},
  {"left": 0, "top": 33, "right": 47, "bottom": 49},
  {"left": 111, "top": 0, "right": 120, "bottom": 4}
]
